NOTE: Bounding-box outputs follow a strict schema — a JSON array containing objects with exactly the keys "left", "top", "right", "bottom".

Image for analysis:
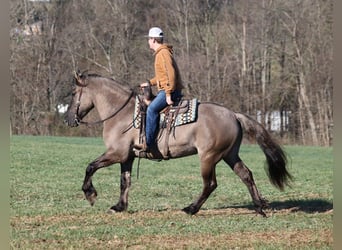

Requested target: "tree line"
[{"left": 10, "top": 0, "right": 333, "bottom": 146}]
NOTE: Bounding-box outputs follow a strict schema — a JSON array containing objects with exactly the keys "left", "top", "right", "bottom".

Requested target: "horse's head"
[{"left": 64, "top": 71, "right": 95, "bottom": 127}]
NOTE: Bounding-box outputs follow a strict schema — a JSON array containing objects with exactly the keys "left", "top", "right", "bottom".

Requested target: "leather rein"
[{"left": 74, "top": 86, "right": 134, "bottom": 126}]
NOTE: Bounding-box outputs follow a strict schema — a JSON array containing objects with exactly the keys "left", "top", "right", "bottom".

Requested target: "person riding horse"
[
  {"left": 133, "top": 27, "right": 183, "bottom": 152},
  {"left": 66, "top": 71, "right": 292, "bottom": 216}
]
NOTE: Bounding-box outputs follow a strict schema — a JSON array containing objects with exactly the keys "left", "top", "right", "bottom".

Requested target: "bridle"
[{"left": 74, "top": 85, "right": 134, "bottom": 126}]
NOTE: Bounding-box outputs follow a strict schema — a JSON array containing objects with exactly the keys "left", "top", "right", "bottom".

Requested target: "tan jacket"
[{"left": 149, "top": 44, "right": 183, "bottom": 97}]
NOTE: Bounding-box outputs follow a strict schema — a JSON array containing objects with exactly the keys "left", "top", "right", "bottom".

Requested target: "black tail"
[{"left": 235, "top": 113, "right": 292, "bottom": 190}]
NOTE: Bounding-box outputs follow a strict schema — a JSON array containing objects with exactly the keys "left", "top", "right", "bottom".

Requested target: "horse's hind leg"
[
  {"left": 224, "top": 156, "right": 268, "bottom": 217},
  {"left": 182, "top": 156, "right": 218, "bottom": 215}
]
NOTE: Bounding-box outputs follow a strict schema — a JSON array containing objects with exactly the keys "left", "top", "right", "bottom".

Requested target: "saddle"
[
  {"left": 133, "top": 85, "right": 198, "bottom": 159},
  {"left": 159, "top": 99, "right": 197, "bottom": 128},
  {"left": 133, "top": 85, "right": 198, "bottom": 129}
]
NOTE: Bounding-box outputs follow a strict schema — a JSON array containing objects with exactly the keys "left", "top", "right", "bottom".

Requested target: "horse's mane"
[{"left": 86, "top": 73, "right": 133, "bottom": 94}]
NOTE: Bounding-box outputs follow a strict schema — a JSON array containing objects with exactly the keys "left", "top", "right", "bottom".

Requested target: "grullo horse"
[{"left": 65, "top": 71, "right": 292, "bottom": 216}]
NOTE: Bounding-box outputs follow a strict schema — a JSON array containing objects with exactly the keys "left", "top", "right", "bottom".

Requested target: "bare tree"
[
  {"left": 276, "top": 0, "right": 332, "bottom": 145},
  {"left": 10, "top": 0, "right": 333, "bottom": 145}
]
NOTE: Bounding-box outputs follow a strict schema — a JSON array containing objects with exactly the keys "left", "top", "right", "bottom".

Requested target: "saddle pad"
[
  {"left": 133, "top": 97, "right": 198, "bottom": 128},
  {"left": 133, "top": 96, "right": 143, "bottom": 128}
]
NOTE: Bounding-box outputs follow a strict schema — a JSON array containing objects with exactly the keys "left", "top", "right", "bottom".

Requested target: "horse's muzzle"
[{"left": 64, "top": 116, "right": 80, "bottom": 127}]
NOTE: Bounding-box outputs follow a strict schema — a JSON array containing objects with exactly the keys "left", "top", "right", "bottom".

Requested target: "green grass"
[{"left": 10, "top": 135, "right": 333, "bottom": 249}]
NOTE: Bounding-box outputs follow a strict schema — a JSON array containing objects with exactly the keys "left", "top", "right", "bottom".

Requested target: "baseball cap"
[{"left": 146, "top": 27, "right": 164, "bottom": 38}]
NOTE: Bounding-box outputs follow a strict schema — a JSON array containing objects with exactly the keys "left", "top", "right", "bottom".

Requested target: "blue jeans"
[{"left": 145, "top": 90, "right": 182, "bottom": 147}]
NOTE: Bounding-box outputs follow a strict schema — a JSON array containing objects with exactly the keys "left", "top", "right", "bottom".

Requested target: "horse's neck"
[{"left": 91, "top": 79, "right": 133, "bottom": 121}]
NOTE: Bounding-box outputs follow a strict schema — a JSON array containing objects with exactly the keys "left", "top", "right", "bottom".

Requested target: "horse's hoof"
[
  {"left": 260, "top": 198, "right": 269, "bottom": 209},
  {"left": 86, "top": 192, "right": 97, "bottom": 206},
  {"left": 256, "top": 208, "right": 267, "bottom": 217},
  {"left": 109, "top": 204, "right": 126, "bottom": 213},
  {"left": 107, "top": 208, "right": 117, "bottom": 214},
  {"left": 182, "top": 205, "right": 198, "bottom": 215},
  {"left": 260, "top": 212, "right": 267, "bottom": 217}
]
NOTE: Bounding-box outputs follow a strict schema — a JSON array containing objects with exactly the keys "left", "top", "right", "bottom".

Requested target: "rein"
[{"left": 75, "top": 88, "right": 134, "bottom": 126}]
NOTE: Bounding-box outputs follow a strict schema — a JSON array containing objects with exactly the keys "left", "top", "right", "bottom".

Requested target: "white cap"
[{"left": 147, "top": 27, "right": 164, "bottom": 38}]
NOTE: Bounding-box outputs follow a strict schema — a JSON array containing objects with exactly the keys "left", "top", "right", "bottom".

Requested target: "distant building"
[
  {"left": 256, "top": 110, "right": 291, "bottom": 132},
  {"left": 57, "top": 104, "right": 68, "bottom": 114}
]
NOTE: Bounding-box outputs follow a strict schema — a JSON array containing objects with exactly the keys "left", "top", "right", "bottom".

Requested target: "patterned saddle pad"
[{"left": 133, "top": 96, "right": 198, "bottom": 129}]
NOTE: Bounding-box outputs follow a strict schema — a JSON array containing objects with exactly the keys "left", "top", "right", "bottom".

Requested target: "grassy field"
[{"left": 10, "top": 135, "right": 333, "bottom": 249}]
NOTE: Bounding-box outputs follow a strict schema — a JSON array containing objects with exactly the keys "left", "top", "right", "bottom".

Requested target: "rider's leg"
[{"left": 145, "top": 90, "right": 167, "bottom": 148}]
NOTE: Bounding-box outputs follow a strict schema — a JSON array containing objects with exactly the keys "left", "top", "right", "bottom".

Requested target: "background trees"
[{"left": 10, "top": 0, "right": 333, "bottom": 146}]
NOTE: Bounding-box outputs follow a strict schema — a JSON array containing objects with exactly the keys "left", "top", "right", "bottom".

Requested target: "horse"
[{"left": 65, "top": 71, "right": 292, "bottom": 217}]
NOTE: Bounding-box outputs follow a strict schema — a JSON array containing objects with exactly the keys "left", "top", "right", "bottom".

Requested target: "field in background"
[{"left": 10, "top": 136, "right": 333, "bottom": 249}]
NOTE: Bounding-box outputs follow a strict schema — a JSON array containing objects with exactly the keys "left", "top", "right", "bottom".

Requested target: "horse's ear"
[
  {"left": 81, "top": 70, "right": 89, "bottom": 77},
  {"left": 74, "top": 70, "right": 80, "bottom": 81},
  {"left": 74, "top": 70, "right": 87, "bottom": 87}
]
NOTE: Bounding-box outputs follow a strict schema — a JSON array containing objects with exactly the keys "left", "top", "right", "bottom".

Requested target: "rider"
[{"left": 134, "top": 27, "right": 183, "bottom": 152}]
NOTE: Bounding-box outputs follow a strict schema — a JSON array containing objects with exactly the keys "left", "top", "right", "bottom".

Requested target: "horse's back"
[
  {"left": 196, "top": 102, "right": 240, "bottom": 139},
  {"left": 169, "top": 102, "right": 240, "bottom": 156},
  {"left": 197, "top": 102, "right": 237, "bottom": 122}
]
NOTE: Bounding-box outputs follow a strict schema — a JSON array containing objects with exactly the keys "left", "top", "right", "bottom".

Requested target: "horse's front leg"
[
  {"left": 108, "top": 159, "right": 133, "bottom": 213},
  {"left": 82, "top": 151, "right": 117, "bottom": 206}
]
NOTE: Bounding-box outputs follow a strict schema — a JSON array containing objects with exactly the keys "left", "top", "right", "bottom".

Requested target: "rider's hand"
[
  {"left": 140, "top": 82, "right": 149, "bottom": 88},
  {"left": 166, "top": 95, "right": 174, "bottom": 105}
]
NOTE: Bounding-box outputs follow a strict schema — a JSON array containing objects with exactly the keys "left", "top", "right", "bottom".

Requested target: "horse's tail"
[{"left": 235, "top": 112, "right": 292, "bottom": 190}]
